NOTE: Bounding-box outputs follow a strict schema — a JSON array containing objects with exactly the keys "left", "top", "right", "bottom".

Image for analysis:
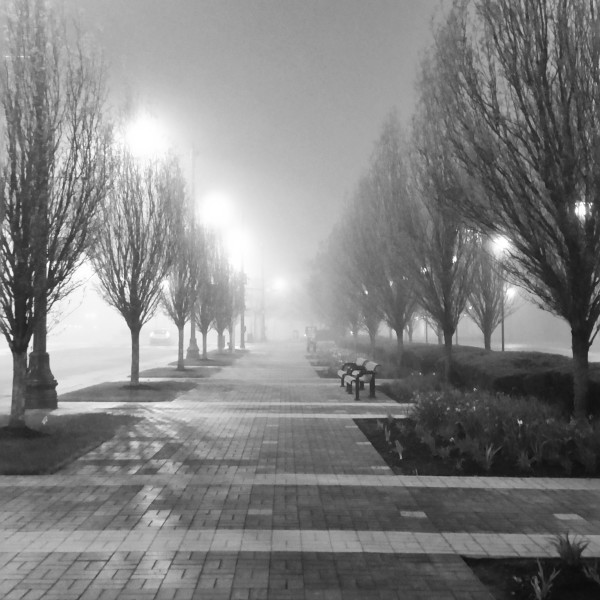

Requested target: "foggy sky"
[{"left": 64, "top": 0, "right": 444, "bottom": 282}]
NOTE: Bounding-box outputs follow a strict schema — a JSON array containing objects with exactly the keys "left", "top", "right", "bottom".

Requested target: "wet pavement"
[{"left": 1, "top": 341, "right": 599, "bottom": 599}]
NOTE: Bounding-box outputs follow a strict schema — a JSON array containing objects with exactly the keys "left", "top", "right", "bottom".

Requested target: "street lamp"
[
  {"left": 124, "top": 114, "right": 168, "bottom": 160},
  {"left": 492, "top": 235, "right": 511, "bottom": 351}
]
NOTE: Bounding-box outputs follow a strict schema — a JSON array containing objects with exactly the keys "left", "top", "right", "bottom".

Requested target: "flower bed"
[{"left": 357, "top": 388, "right": 600, "bottom": 477}]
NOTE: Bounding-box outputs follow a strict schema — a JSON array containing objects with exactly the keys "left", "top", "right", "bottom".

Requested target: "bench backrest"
[
  {"left": 364, "top": 361, "right": 379, "bottom": 373},
  {"left": 355, "top": 357, "right": 369, "bottom": 368}
]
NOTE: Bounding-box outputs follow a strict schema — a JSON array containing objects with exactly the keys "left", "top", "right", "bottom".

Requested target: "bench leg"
[
  {"left": 346, "top": 380, "right": 353, "bottom": 395},
  {"left": 355, "top": 380, "right": 360, "bottom": 401},
  {"left": 369, "top": 377, "right": 376, "bottom": 398},
  {"left": 340, "top": 376, "right": 345, "bottom": 387}
]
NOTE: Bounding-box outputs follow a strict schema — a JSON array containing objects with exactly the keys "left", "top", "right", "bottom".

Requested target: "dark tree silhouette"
[
  {"left": 409, "top": 85, "right": 477, "bottom": 380},
  {"left": 92, "top": 151, "right": 183, "bottom": 385},
  {"left": 468, "top": 238, "right": 517, "bottom": 350},
  {"left": 160, "top": 177, "right": 195, "bottom": 371},
  {"left": 0, "top": 0, "right": 110, "bottom": 426},
  {"left": 362, "top": 113, "right": 418, "bottom": 365},
  {"left": 428, "top": 0, "right": 600, "bottom": 415}
]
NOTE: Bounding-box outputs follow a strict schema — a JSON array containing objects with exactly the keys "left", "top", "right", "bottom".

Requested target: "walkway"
[{"left": 1, "top": 342, "right": 600, "bottom": 599}]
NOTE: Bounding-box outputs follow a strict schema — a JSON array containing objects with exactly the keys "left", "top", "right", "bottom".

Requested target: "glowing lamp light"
[
  {"left": 575, "top": 201, "right": 589, "bottom": 221},
  {"left": 492, "top": 235, "right": 511, "bottom": 256},
  {"left": 272, "top": 277, "right": 288, "bottom": 293},
  {"left": 200, "top": 191, "right": 234, "bottom": 229},
  {"left": 125, "top": 114, "right": 167, "bottom": 159},
  {"left": 225, "top": 228, "right": 252, "bottom": 272}
]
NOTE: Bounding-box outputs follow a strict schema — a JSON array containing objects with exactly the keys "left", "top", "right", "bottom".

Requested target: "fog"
[{"left": 8, "top": 273, "right": 591, "bottom": 365}]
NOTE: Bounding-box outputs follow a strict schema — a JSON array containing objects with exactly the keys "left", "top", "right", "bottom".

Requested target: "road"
[{"left": 0, "top": 342, "right": 182, "bottom": 415}]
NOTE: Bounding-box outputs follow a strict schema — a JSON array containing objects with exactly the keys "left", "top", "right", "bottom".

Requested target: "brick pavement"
[{"left": 1, "top": 341, "right": 600, "bottom": 598}]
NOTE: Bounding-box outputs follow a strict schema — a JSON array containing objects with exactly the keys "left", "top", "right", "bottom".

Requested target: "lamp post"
[
  {"left": 240, "top": 254, "right": 246, "bottom": 349},
  {"left": 186, "top": 148, "right": 201, "bottom": 361},
  {"left": 26, "top": 196, "right": 57, "bottom": 409}
]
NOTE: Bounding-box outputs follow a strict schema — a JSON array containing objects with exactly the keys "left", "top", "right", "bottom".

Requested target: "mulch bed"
[
  {"left": 140, "top": 366, "right": 219, "bottom": 378},
  {"left": 59, "top": 380, "right": 197, "bottom": 402},
  {"left": 354, "top": 417, "right": 599, "bottom": 478},
  {"left": 466, "top": 557, "right": 600, "bottom": 599}
]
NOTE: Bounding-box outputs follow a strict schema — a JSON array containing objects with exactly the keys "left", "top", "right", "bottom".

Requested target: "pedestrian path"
[{"left": 1, "top": 342, "right": 599, "bottom": 599}]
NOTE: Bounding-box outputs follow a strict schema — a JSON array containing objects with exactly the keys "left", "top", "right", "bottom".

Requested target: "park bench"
[
  {"left": 339, "top": 358, "right": 380, "bottom": 400},
  {"left": 337, "top": 359, "right": 365, "bottom": 388}
]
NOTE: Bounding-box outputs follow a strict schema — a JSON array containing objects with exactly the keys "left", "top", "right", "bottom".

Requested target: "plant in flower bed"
[
  {"left": 467, "top": 533, "right": 600, "bottom": 599},
  {"left": 357, "top": 389, "right": 600, "bottom": 477}
]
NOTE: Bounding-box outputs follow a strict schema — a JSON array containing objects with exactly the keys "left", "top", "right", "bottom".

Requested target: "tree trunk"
[
  {"left": 436, "top": 325, "right": 443, "bottom": 345},
  {"left": 396, "top": 330, "right": 404, "bottom": 370},
  {"left": 9, "top": 350, "right": 28, "bottom": 428},
  {"left": 369, "top": 331, "right": 376, "bottom": 357},
  {"left": 483, "top": 328, "right": 492, "bottom": 351},
  {"left": 177, "top": 324, "right": 185, "bottom": 370},
  {"left": 130, "top": 326, "right": 140, "bottom": 386},
  {"left": 572, "top": 330, "right": 590, "bottom": 418},
  {"left": 407, "top": 320, "right": 414, "bottom": 343},
  {"left": 229, "top": 321, "right": 235, "bottom": 354},
  {"left": 443, "top": 326, "right": 454, "bottom": 382},
  {"left": 217, "top": 331, "right": 225, "bottom": 352},
  {"left": 186, "top": 303, "right": 200, "bottom": 361},
  {"left": 201, "top": 330, "right": 208, "bottom": 360}
]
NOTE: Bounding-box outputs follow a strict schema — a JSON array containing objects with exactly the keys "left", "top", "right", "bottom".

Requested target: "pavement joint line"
[
  {"left": 136, "top": 412, "right": 411, "bottom": 419},
  {"left": 171, "top": 401, "right": 408, "bottom": 407},
  {"left": 2, "top": 473, "right": 600, "bottom": 490},
  {"left": 0, "top": 529, "right": 598, "bottom": 558}
]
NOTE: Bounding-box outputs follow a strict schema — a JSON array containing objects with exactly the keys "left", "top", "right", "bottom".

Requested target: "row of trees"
[
  {"left": 310, "top": 113, "right": 511, "bottom": 375},
  {"left": 312, "top": 0, "right": 600, "bottom": 418},
  {"left": 0, "top": 0, "right": 244, "bottom": 427}
]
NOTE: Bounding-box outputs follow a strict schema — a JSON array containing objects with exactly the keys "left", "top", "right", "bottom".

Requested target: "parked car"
[{"left": 149, "top": 329, "right": 172, "bottom": 346}]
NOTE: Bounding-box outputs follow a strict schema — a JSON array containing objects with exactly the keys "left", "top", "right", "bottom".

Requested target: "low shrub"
[
  {"left": 394, "top": 342, "right": 600, "bottom": 414},
  {"left": 380, "top": 372, "right": 442, "bottom": 403}
]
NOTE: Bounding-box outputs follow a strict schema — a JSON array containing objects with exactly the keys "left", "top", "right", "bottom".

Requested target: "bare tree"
[
  {"left": 325, "top": 222, "right": 365, "bottom": 349},
  {"left": 92, "top": 151, "right": 182, "bottom": 385},
  {"left": 427, "top": 0, "right": 600, "bottom": 415},
  {"left": 160, "top": 171, "right": 194, "bottom": 370},
  {"left": 364, "top": 113, "right": 418, "bottom": 366},
  {"left": 212, "top": 241, "right": 234, "bottom": 352},
  {"left": 467, "top": 238, "right": 516, "bottom": 350},
  {"left": 195, "top": 228, "right": 216, "bottom": 360},
  {"left": 409, "top": 89, "right": 477, "bottom": 380},
  {"left": 0, "top": 0, "right": 110, "bottom": 426}
]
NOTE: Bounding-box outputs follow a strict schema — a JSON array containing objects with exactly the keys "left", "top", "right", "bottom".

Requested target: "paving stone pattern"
[{"left": 1, "top": 342, "right": 600, "bottom": 598}]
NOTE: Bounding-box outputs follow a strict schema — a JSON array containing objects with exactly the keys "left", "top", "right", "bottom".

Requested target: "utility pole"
[
  {"left": 260, "top": 252, "right": 266, "bottom": 342},
  {"left": 186, "top": 147, "right": 200, "bottom": 361},
  {"left": 240, "top": 256, "right": 246, "bottom": 349}
]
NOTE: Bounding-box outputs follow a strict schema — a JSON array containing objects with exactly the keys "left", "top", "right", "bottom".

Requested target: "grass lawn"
[
  {"left": 0, "top": 411, "right": 140, "bottom": 475},
  {"left": 59, "top": 379, "right": 197, "bottom": 402}
]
